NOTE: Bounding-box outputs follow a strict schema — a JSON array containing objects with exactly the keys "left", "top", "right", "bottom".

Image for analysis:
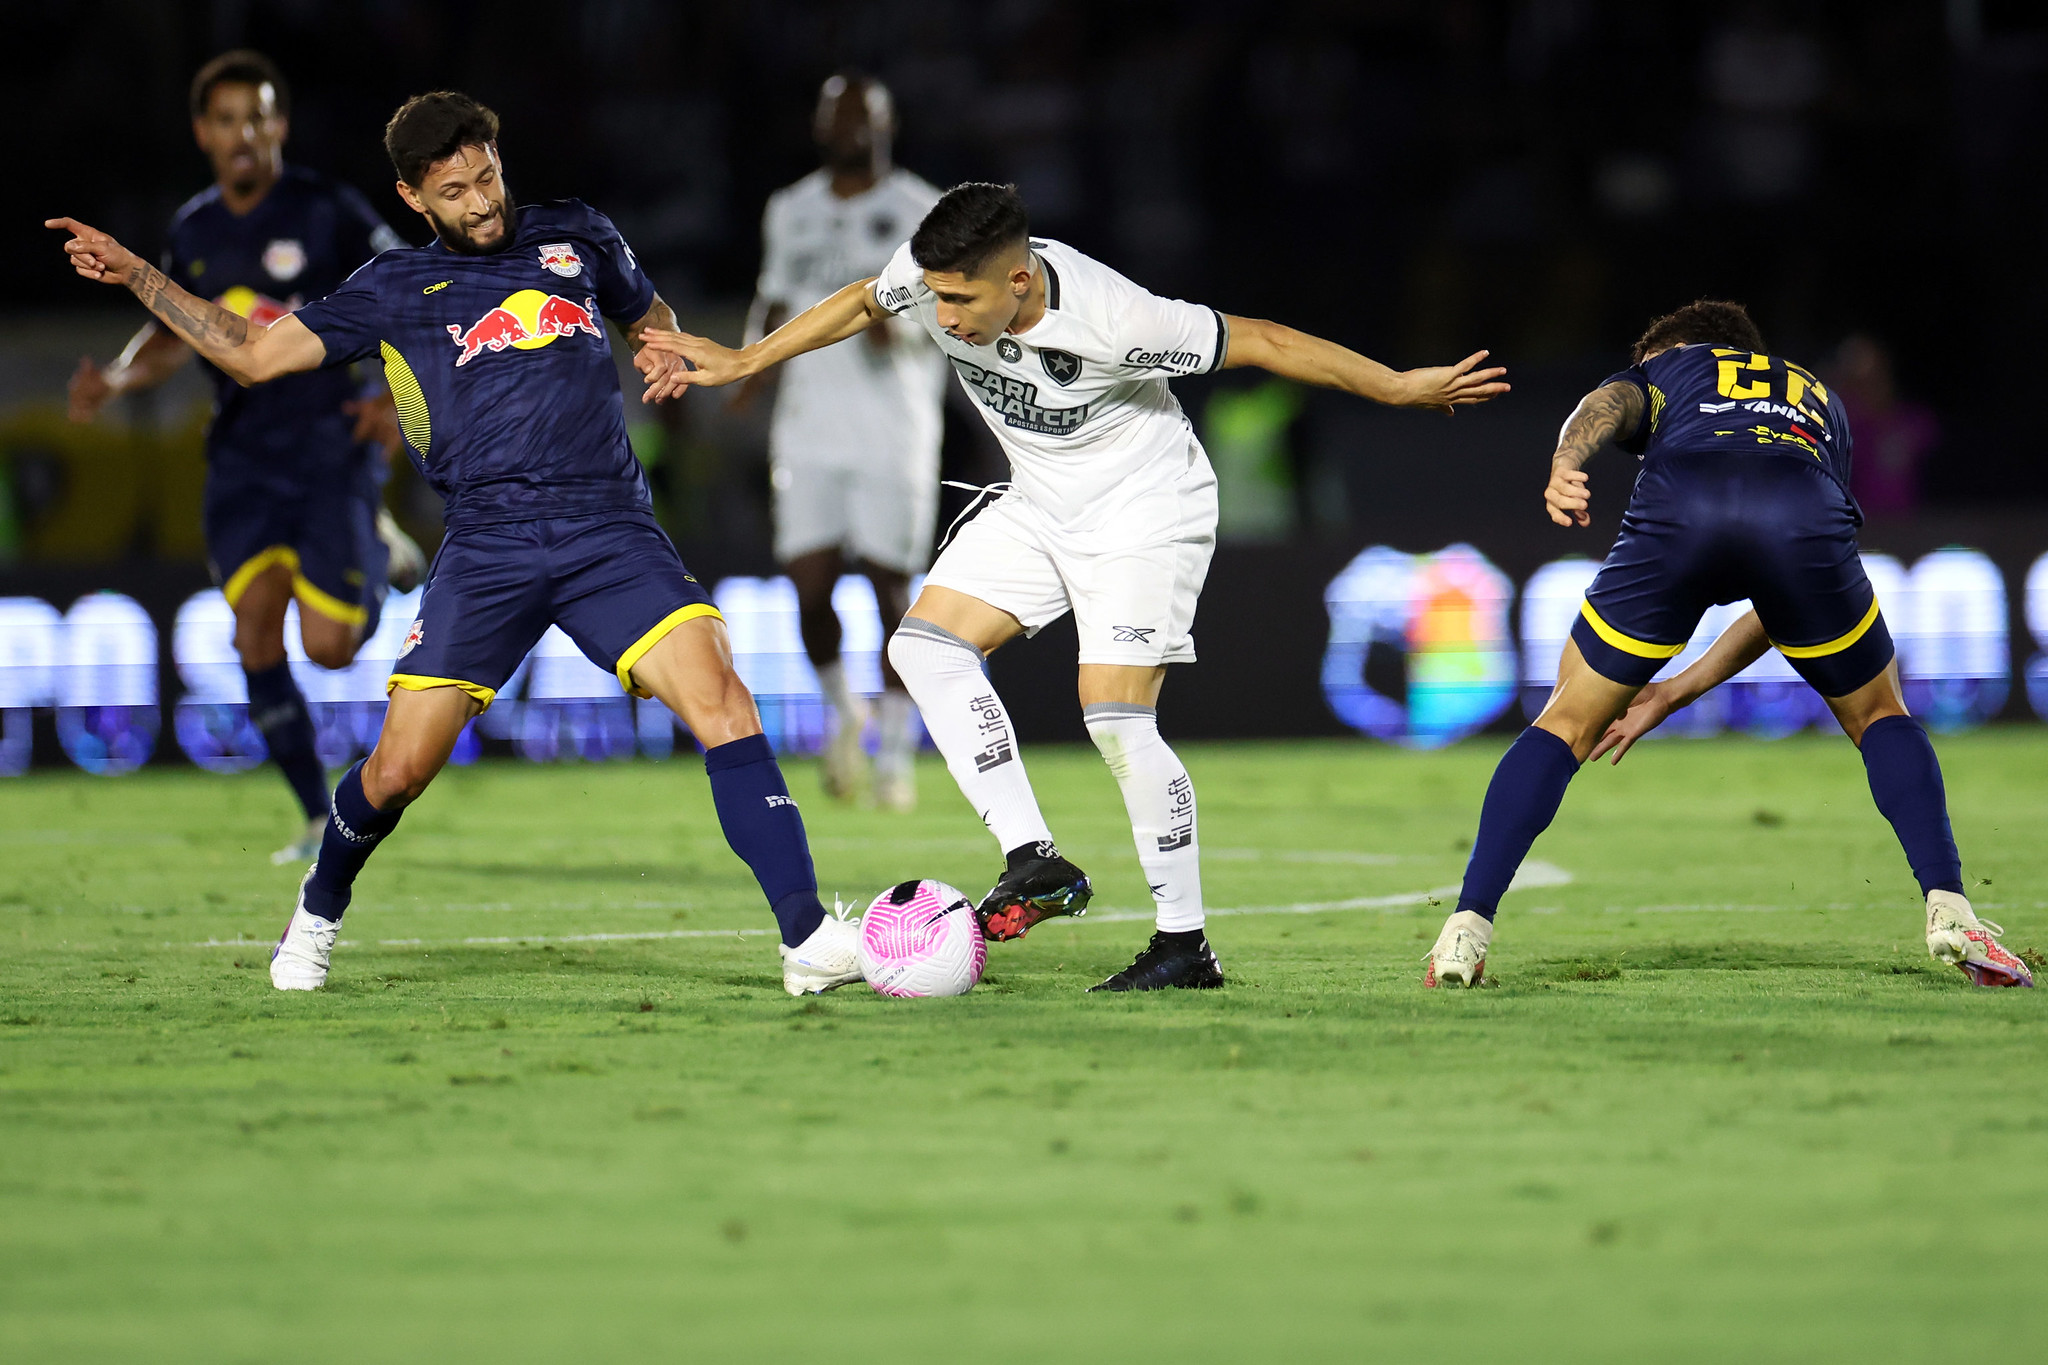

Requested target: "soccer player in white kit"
[
  {"left": 738, "top": 73, "right": 944, "bottom": 811},
  {"left": 642, "top": 184, "right": 1509, "bottom": 990}
]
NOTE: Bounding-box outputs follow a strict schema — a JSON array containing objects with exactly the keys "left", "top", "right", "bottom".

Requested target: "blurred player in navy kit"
[
  {"left": 52, "top": 90, "right": 859, "bottom": 999},
  {"left": 67, "top": 51, "right": 424, "bottom": 865},
  {"left": 1426, "top": 301, "right": 2030, "bottom": 992}
]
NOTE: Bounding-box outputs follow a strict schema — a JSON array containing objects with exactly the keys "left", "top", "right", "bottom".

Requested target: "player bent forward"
[
  {"left": 50, "top": 91, "right": 862, "bottom": 997},
  {"left": 1426, "top": 300, "right": 2029, "bottom": 990},
  {"left": 645, "top": 183, "right": 1509, "bottom": 990}
]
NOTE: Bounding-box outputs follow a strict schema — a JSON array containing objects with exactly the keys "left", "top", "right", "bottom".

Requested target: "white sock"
[
  {"left": 875, "top": 689, "right": 916, "bottom": 781},
  {"left": 815, "top": 659, "right": 867, "bottom": 739},
  {"left": 1084, "top": 702, "right": 1204, "bottom": 933},
  {"left": 886, "top": 619, "right": 1052, "bottom": 851}
]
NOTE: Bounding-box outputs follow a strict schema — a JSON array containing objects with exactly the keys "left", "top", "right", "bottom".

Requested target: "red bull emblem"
[
  {"left": 446, "top": 290, "right": 602, "bottom": 367},
  {"left": 398, "top": 618, "right": 424, "bottom": 658},
  {"left": 537, "top": 242, "right": 584, "bottom": 278}
]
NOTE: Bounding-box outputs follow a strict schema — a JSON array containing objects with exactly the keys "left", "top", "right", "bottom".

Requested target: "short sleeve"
[
  {"left": 871, "top": 241, "right": 922, "bottom": 315},
  {"left": 294, "top": 261, "right": 386, "bottom": 367},
  {"left": 1598, "top": 366, "right": 1653, "bottom": 453},
  {"left": 334, "top": 183, "right": 405, "bottom": 270},
  {"left": 1115, "top": 288, "right": 1229, "bottom": 377},
  {"left": 585, "top": 209, "right": 656, "bottom": 322}
]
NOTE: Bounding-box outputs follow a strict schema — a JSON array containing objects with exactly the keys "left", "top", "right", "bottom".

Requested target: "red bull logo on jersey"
[
  {"left": 537, "top": 243, "right": 584, "bottom": 277},
  {"left": 446, "top": 290, "right": 601, "bottom": 367}
]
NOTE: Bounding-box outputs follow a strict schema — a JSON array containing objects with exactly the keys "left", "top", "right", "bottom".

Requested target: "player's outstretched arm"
[
  {"left": 46, "top": 218, "right": 324, "bottom": 386},
  {"left": 67, "top": 324, "right": 192, "bottom": 423},
  {"left": 1589, "top": 611, "right": 1772, "bottom": 764},
  {"left": 636, "top": 278, "right": 884, "bottom": 392},
  {"left": 1544, "top": 381, "right": 1645, "bottom": 528},
  {"left": 1220, "top": 317, "right": 1509, "bottom": 414}
]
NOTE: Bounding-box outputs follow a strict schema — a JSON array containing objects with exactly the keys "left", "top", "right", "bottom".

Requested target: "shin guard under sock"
[
  {"left": 705, "top": 734, "right": 826, "bottom": 946},
  {"left": 1084, "top": 703, "right": 1205, "bottom": 933},
  {"left": 1455, "top": 727, "right": 1581, "bottom": 921},
  {"left": 245, "top": 661, "right": 328, "bottom": 821},
  {"left": 1858, "top": 714, "right": 1964, "bottom": 895},
  {"left": 303, "top": 760, "right": 402, "bottom": 921}
]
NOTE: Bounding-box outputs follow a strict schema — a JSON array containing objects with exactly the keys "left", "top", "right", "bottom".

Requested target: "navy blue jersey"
[
  {"left": 165, "top": 166, "right": 402, "bottom": 478},
  {"left": 1603, "top": 344, "right": 1856, "bottom": 508},
  {"left": 294, "top": 200, "right": 656, "bottom": 529}
]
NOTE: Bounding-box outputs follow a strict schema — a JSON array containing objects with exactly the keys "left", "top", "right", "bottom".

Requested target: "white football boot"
[
  {"left": 1925, "top": 890, "right": 2034, "bottom": 988},
  {"left": 779, "top": 903, "right": 864, "bottom": 996},
  {"left": 269, "top": 815, "right": 328, "bottom": 866},
  {"left": 1424, "top": 909, "right": 1493, "bottom": 988},
  {"left": 270, "top": 870, "right": 340, "bottom": 991},
  {"left": 376, "top": 507, "right": 427, "bottom": 593},
  {"left": 874, "top": 767, "right": 917, "bottom": 814},
  {"left": 820, "top": 709, "right": 871, "bottom": 803}
]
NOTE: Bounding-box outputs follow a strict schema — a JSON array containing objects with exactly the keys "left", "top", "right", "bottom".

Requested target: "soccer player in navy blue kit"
[
  {"left": 1427, "top": 301, "right": 2030, "bottom": 990},
  {"left": 50, "top": 91, "right": 858, "bottom": 996},
  {"left": 67, "top": 50, "right": 421, "bottom": 865}
]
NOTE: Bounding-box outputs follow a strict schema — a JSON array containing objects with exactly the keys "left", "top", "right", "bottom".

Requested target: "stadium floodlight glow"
[
  {"left": 1517, "top": 558, "right": 1599, "bottom": 721},
  {"left": 0, "top": 597, "right": 62, "bottom": 776},
  {"left": 518, "top": 624, "right": 636, "bottom": 763},
  {"left": 1321, "top": 544, "right": 1517, "bottom": 749},
  {"left": 57, "top": 592, "right": 158, "bottom": 775},
  {"left": 714, "top": 574, "right": 907, "bottom": 758},
  {"left": 1868, "top": 549, "right": 2008, "bottom": 732},
  {"left": 172, "top": 589, "right": 266, "bottom": 773}
]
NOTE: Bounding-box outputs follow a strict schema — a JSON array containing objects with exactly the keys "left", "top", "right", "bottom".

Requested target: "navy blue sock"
[
  {"left": 1455, "top": 727, "right": 1582, "bottom": 921},
  {"left": 705, "top": 734, "right": 825, "bottom": 946},
  {"left": 303, "top": 760, "right": 403, "bottom": 922},
  {"left": 244, "top": 661, "right": 328, "bottom": 820},
  {"left": 1859, "top": 715, "right": 1964, "bottom": 895}
]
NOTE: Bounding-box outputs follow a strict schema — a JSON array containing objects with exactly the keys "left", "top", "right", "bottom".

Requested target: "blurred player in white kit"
[{"left": 739, "top": 71, "right": 944, "bottom": 811}]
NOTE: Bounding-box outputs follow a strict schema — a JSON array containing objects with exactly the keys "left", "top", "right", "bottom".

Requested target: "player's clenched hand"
[
  {"left": 637, "top": 329, "right": 744, "bottom": 397},
  {"left": 1545, "top": 466, "right": 1590, "bottom": 527},
  {"left": 1589, "top": 680, "right": 1678, "bottom": 765},
  {"left": 1398, "top": 350, "right": 1510, "bottom": 415},
  {"left": 68, "top": 357, "right": 115, "bottom": 423},
  {"left": 46, "top": 218, "right": 140, "bottom": 286}
]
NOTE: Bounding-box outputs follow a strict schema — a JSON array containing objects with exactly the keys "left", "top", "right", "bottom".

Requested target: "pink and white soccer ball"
[{"left": 858, "top": 879, "right": 987, "bottom": 997}]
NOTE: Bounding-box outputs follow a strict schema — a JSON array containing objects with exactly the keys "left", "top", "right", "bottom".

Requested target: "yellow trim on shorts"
[
  {"left": 615, "top": 603, "right": 725, "bottom": 697},
  {"left": 386, "top": 674, "right": 498, "bottom": 710},
  {"left": 221, "top": 544, "right": 369, "bottom": 627},
  {"left": 1578, "top": 600, "right": 1686, "bottom": 659},
  {"left": 1772, "top": 595, "right": 1882, "bottom": 659}
]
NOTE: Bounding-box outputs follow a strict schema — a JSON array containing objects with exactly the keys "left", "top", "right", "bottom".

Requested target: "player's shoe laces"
[
  {"left": 779, "top": 900, "right": 864, "bottom": 996},
  {"left": 1424, "top": 909, "right": 1493, "bottom": 988},
  {"left": 1925, "top": 890, "right": 2033, "bottom": 988},
  {"left": 976, "top": 842, "right": 1092, "bottom": 942},
  {"left": 269, "top": 814, "right": 327, "bottom": 867},
  {"left": 270, "top": 870, "right": 339, "bottom": 991},
  {"left": 1088, "top": 930, "right": 1225, "bottom": 992},
  {"left": 376, "top": 507, "right": 427, "bottom": 594}
]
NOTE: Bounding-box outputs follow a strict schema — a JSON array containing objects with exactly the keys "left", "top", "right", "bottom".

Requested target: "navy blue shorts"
[
  {"left": 387, "top": 511, "right": 719, "bottom": 708},
  {"left": 208, "top": 455, "right": 388, "bottom": 636},
  {"left": 1571, "top": 453, "right": 1894, "bottom": 697}
]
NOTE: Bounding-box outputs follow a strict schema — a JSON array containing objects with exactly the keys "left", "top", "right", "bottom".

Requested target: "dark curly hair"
[
  {"left": 384, "top": 91, "right": 502, "bottom": 187},
  {"left": 1632, "top": 300, "right": 1765, "bottom": 363}
]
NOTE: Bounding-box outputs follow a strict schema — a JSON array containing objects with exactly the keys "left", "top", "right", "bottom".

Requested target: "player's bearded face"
[{"left": 413, "top": 145, "right": 518, "bottom": 255}]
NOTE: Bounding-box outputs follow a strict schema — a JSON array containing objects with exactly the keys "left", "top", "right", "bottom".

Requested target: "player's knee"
[
  {"left": 302, "top": 636, "right": 355, "bottom": 671},
  {"left": 363, "top": 747, "right": 440, "bottom": 808}
]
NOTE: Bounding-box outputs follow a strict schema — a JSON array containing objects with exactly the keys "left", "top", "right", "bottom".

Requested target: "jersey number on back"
[{"left": 1712, "top": 350, "right": 1829, "bottom": 418}]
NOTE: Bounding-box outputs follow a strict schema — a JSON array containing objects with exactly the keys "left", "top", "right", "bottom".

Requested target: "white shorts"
[
  {"left": 773, "top": 464, "right": 938, "bottom": 575},
  {"left": 924, "top": 461, "right": 1218, "bottom": 667}
]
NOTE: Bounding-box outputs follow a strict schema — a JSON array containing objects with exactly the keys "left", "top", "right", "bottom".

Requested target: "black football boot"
[
  {"left": 976, "top": 841, "right": 1093, "bottom": 942},
  {"left": 1088, "top": 930, "right": 1226, "bottom": 992}
]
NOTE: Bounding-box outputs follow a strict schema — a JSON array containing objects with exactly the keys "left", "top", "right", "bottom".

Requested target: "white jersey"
[
  {"left": 870, "top": 236, "right": 1228, "bottom": 527},
  {"left": 756, "top": 168, "right": 946, "bottom": 473}
]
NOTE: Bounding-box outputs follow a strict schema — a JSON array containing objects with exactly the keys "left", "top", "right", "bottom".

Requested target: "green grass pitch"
[{"left": 3, "top": 730, "right": 2045, "bottom": 1362}]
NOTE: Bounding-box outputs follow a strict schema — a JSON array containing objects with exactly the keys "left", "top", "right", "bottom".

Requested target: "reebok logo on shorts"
[{"left": 1112, "top": 626, "right": 1157, "bottom": 643}]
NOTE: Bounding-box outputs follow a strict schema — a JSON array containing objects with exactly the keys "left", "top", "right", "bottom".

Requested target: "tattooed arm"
[
  {"left": 1543, "top": 381, "right": 1645, "bottom": 528},
  {"left": 46, "top": 217, "right": 326, "bottom": 386}
]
